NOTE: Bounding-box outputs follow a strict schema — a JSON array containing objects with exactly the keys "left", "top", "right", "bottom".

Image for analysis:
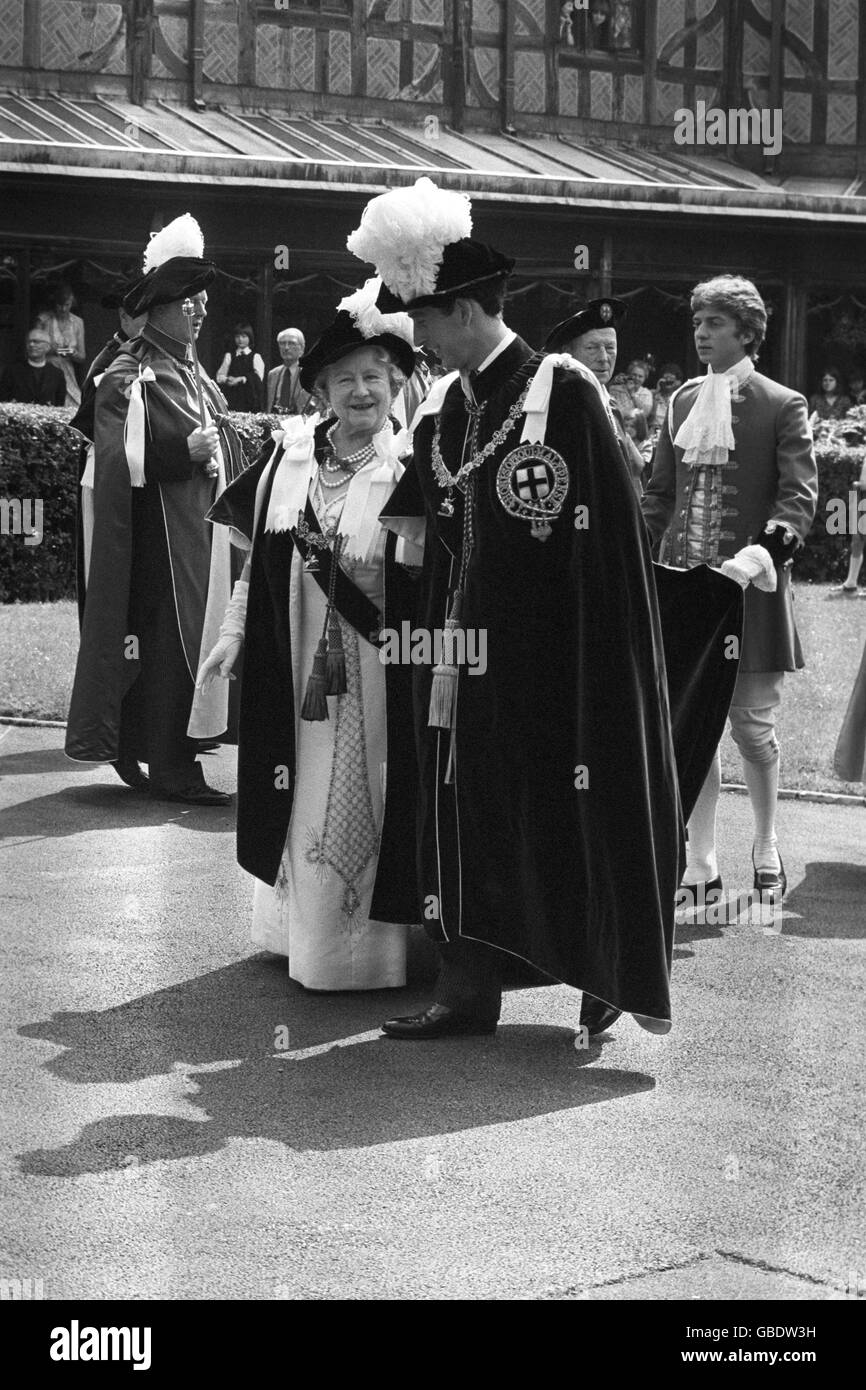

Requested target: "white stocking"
[
  {"left": 683, "top": 746, "right": 721, "bottom": 885},
  {"left": 742, "top": 750, "right": 781, "bottom": 872}
]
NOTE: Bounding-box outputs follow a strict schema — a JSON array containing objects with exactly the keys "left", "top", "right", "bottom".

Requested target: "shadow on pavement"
[
  {"left": 17, "top": 958, "right": 655, "bottom": 1171},
  {"left": 781, "top": 861, "right": 866, "bottom": 938},
  {"left": 0, "top": 782, "right": 234, "bottom": 840},
  {"left": 0, "top": 747, "right": 94, "bottom": 777}
]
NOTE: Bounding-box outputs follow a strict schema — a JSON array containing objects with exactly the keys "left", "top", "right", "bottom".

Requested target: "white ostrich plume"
[
  {"left": 143, "top": 213, "right": 205, "bottom": 273},
  {"left": 337, "top": 276, "right": 414, "bottom": 346},
  {"left": 346, "top": 177, "right": 472, "bottom": 304}
]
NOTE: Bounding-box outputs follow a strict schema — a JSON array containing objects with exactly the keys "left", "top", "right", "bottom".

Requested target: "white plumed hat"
[
  {"left": 346, "top": 178, "right": 514, "bottom": 309},
  {"left": 142, "top": 213, "right": 206, "bottom": 272}
]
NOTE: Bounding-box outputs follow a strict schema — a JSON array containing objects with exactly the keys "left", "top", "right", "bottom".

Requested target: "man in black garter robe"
[{"left": 344, "top": 178, "right": 743, "bottom": 1039}]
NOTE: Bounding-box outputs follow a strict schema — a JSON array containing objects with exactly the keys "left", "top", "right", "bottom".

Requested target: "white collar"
[
  {"left": 460, "top": 330, "right": 517, "bottom": 404},
  {"left": 475, "top": 329, "right": 516, "bottom": 376}
]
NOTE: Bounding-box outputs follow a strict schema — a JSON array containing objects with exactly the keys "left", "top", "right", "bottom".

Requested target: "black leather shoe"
[
  {"left": 675, "top": 874, "right": 724, "bottom": 920},
  {"left": 579, "top": 994, "right": 622, "bottom": 1036},
  {"left": 381, "top": 1003, "right": 498, "bottom": 1040},
  {"left": 752, "top": 850, "right": 786, "bottom": 900},
  {"left": 112, "top": 758, "right": 149, "bottom": 791},
  {"left": 151, "top": 783, "right": 231, "bottom": 806}
]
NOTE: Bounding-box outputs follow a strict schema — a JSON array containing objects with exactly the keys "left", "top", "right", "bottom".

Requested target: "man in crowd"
[
  {"left": 545, "top": 298, "right": 646, "bottom": 496},
  {"left": 642, "top": 274, "right": 818, "bottom": 906},
  {"left": 66, "top": 213, "right": 245, "bottom": 804},
  {"left": 347, "top": 178, "right": 739, "bottom": 1040},
  {"left": 0, "top": 328, "right": 66, "bottom": 405},
  {"left": 266, "top": 327, "right": 310, "bottom": 414}
]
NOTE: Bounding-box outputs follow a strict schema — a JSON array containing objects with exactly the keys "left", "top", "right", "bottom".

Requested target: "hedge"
[
  {"left": 1, "top": 401, "right": 864, "bottom": 601},
  {"left": 0, "top": 404, "right": 280, "bottom": 602}
]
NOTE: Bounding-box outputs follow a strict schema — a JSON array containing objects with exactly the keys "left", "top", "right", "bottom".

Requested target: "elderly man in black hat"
[
  {"left": 66, "top": 214, "right": 245, "bottom": 803},
  {"left": 545, "top": 297, "right": 646, "bottom": 497},
  {"left": 343, "top": 178, "right": 741, "bottom": 1041}
]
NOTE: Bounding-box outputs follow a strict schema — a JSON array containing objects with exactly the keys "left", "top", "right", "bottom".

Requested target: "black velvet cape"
[
  {"left": 65, "top": 331, "right": 246, "bottom": 764},
  {"left": 379, "top": 340, "right": 743, "bottom": 1021}
]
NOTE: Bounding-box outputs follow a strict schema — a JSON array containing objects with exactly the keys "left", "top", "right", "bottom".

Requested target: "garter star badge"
[{"left": 496, "top": 443, "right": 570, "bottom": 542}]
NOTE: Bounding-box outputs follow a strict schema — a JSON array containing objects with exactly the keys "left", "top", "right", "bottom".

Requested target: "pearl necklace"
[{"left": 319, "top": 423, "right": 377, "bottom": 489}]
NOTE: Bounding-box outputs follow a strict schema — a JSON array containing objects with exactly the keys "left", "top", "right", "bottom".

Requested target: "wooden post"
[
  {"left": 451, "top": 0, "right": 468, "bottom": 132},
  {"left": 501, "top": 0, "right": 516, "bottom": 131},
  {"left": 130, "top": 0, "right": 153, "bottom": 108},
  {"left": 23, "top": 0, "right": 42, "bottom": 74},
  {"left": 781, "top": 276, "right": 807, "bottom": 393},
  {"left": 768, "top": 0, "right": 783, "bottom": 115},
  {"left": 643, "top": 0, "right": 658, "bottom": 125},
  {"left": 189, "top": 0, "right": 205, "bottom": 109},
  {"left": 351, "top": 0, "right": 369, "bottom": 98},
  {"left": 259, "top": 259, "right": 273, "bottom": 383}
]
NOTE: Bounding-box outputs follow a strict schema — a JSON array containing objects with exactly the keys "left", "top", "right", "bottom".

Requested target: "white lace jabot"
[{"left": 674, "top": 356, "right": 755, "bottom": 468}]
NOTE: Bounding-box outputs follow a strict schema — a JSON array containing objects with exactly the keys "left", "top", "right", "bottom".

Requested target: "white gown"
[{"left": 250, "top": 465, "right": 408, "bottom": 990}]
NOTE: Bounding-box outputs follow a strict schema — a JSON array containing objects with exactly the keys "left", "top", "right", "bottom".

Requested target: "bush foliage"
[
  {"left": 1, "top": 401, "right": 864, "bottom": 601},
  {"left": 0, "top": 404, "right": 280, "bottom": 602}
]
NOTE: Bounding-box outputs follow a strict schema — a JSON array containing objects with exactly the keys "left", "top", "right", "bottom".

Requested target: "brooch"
[{"left": 495, "top": 443, "right": 570, "bottom": 542}]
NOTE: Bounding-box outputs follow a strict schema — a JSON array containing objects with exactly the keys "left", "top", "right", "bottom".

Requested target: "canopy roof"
[{"left": 2, "top": 93, "right": 864, "bottom": 223}]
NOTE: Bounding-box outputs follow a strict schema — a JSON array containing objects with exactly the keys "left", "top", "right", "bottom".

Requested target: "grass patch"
[
  {"left": 1, "top": 585, "right": 865, "bottom": 792},
  {"left": 0, "top": 601, "right": 79, "bottom": 720}
]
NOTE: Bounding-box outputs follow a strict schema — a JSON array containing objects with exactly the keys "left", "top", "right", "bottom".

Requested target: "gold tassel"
[
  {"left": 325, "top": 609, "right": 347, "bottom": 695},
  {"left": 301, "top": 635, "right": 329, "bottom": 721},
  {"left": 428, "top": 590, "right": 462, "bottom": 730}
]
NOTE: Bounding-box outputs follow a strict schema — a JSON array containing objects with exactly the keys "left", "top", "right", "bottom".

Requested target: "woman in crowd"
[
  {"left": 216, "top": 322, "right": 265, "bottom": 412},
  {"left": 198, "top": 282, "right": 423, "bottom": 990},
  {"left": 610, "top": 356, "right": 654, "bottom": 423},
  {"left": 809, "top": 366, "right": 852, "bottom": 422},
  {"left": 36, "top": 280, "right": 86, "bottom": 407}
]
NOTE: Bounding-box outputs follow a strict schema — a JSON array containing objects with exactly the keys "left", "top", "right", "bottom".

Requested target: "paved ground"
[{"left": 1, "top": 724, "right": 864, "bottom": 1301}]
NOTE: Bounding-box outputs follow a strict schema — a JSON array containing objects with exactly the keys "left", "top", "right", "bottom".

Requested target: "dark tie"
[{"left": 278, "top": 366, "right": 295, "bottom": 410}]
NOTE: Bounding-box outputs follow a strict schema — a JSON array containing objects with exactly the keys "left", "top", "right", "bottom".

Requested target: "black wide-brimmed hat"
[
  {"left": 121, "top": 258, "right": 216, "bottom": 317},
  {"left": 545, "top": 297, "right": 627, "bottom": 352},
  {"left": 299, "top": 310, "right": 416, "bottom": 394},
  {"left": 375, "top": 239, "right": 515, "bottom": 313}
]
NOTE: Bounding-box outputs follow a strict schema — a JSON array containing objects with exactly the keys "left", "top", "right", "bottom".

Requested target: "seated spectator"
[
  {"left": 34, "top": 280, "right": 86, "bottom": 407},
  {"left": 0, "top": 328, "right": 66, "bottom": 405},
  {"left": 216, "top": 323, "right": 265, "bottom": 412},
  {"left": 847, "top": 369, "right": 866, "bottom": 407},
  {"left": 809, "top": 367, "right": 852, "bottom": 422}
]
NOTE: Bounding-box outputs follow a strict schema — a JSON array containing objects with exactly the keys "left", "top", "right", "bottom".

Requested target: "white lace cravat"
[{"left": 674, "top": 356, "right": 755, "bottom": 468}]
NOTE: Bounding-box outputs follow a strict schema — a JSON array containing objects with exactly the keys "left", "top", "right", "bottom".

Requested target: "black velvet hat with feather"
[
  {"left": 121, "top": 214, "right": 216, "bottom": 317},
  {"left": 347, "top": 177, "right": 514, "bottom": 312},
  {"left": 298, "top": 279, "right": 416, "bottom": 393}
]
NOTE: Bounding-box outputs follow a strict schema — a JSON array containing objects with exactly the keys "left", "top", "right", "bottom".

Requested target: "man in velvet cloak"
[
  {"left": 346, "top": 178, "right": 743, "bottom": 1039},
  {"left": 65, "top": 216, "right": 245, "bottom": 802}
]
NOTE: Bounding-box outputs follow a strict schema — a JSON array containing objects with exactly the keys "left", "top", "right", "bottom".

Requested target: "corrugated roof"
[{"left": 2, "top": 93, "right": 865, "bottom": 223}]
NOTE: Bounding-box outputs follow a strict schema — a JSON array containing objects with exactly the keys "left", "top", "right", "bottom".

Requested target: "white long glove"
[
  {"left": 196, "top": 578, "right": 248, "bottom": 689},
  {"left": 719, "top": 544, "right": 777, "bottom": 593}
]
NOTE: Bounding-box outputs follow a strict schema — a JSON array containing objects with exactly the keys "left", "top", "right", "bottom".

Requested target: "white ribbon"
[
  {"left": 520, "top": 353, "right": 611, "bottom": 444},
  {"left": 81, "top": 443, "right": 96, "bottom": 490},
  {"left": 122, "top": 365, "right": 156, "bottom": 487},
  {"left": 339, "top": 421, "right": 412, "bottom": 563},
  {"left": 409, "top": 371, "right": 459, "bottom": 428},
  {"left": 264, "top": 413, "right": 321, "bottom": 533}
]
